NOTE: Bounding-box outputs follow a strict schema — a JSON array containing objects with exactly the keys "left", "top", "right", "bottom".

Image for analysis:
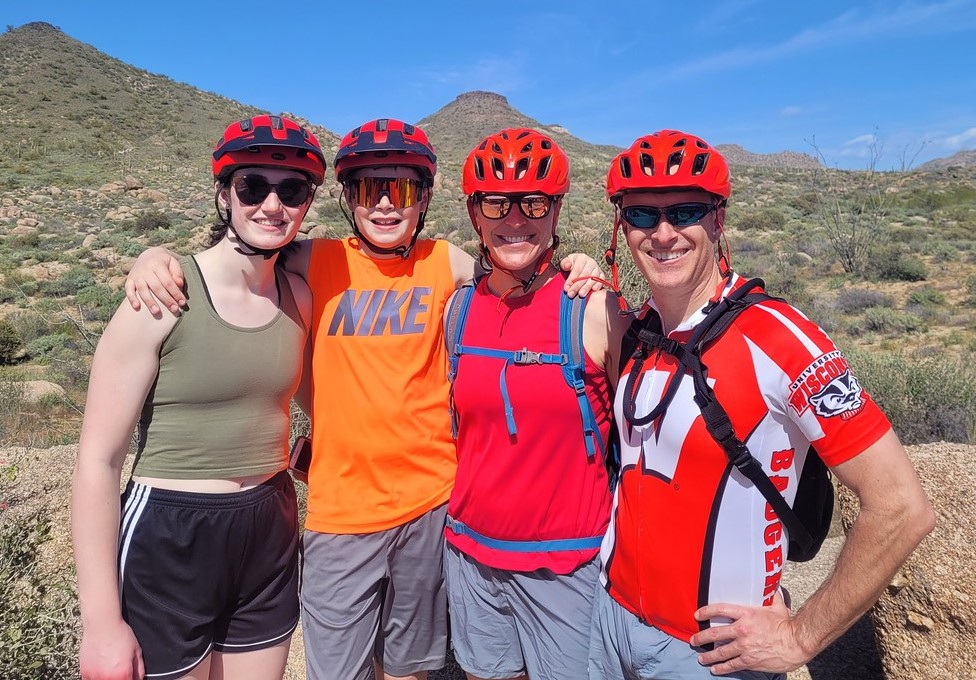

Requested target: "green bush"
[
  {"left": 866, "top": 245, "right": 927, "bottom": 282},
  {"left": 862, "top": 307, "right": 925, "bottom": 335},
  {"left": 131, "top": 209, "right": 172, "bottom": 233},
  {"left": 834, "top": 288, "right": 894, "bottom": 314},
  {"left": 737, "top": 208, "right": 787, "bottom": 232},
  {"left": 0, "top": 321, "right": 24, "bottom": 365},
  {"left": 906, "top": 286, "right": 946, "bottom": 308},
  {"left": 25, "top": 333, "right": 77, "bottom": 362},
  {"left": 40, "top": 265, "right": 96, "bottom": 297},
  {"left": 847, "top": 349, "right": 976, "bottom": 444},
  {"left": 965, "top": 275, "right": 976, "bottom": 307}
]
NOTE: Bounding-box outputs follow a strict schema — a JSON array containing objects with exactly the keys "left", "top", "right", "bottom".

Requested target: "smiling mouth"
[
  {"left": 497, "top": 234, "right": 534, "bottom": 244},
  {"left": 650, "top": 249, "right": 687, "bottom": 261},
  {"left": 371, "top": 217, "right": 401, "bottom": 227}
]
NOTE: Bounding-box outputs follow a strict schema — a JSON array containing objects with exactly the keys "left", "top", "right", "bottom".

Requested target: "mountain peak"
[{"left": 452, "top": 91, "right": 511, "bottom": 106}]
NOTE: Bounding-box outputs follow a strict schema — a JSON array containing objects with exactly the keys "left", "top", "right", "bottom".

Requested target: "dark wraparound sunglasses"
[
  {"left": 476, "top": 193, "right": 554, "bottom": 220},
  {"left": 621, "top": 202, "right": 717, "bottom": 230},
  {"left": 349, "top": 176, "right": 426, "bottom": 208},
  {"left": 233, "top": 175, "right": 312, "bottom": 208}
]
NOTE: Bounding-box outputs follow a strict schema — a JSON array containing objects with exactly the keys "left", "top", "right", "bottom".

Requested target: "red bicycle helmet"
[
  {"left": 334, "top": 118, "right": 436, "bottom": 184},
  {"left": 212, "top": 114, "right": 326, "bottom": 185},
  {"left": 606, "top": 130, "right": 730, "bottom": 202},
  {"left": 462, "top": 128, "right": 570, "bottom": 196}
]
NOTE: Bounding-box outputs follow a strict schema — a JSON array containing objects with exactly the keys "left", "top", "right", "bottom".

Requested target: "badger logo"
[{"left": 809, "top": 370, "right": 864, "bottom": 419}]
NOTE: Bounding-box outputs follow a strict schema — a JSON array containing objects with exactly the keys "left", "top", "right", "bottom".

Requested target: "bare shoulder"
[{"left": 447, "top": 242, "right": 476, "bottom": 288}]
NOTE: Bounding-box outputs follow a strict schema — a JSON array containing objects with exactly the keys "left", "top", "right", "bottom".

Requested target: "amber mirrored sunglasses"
[
  {"left": 232, "top": 175, "right": 312, "bottom": 208},
  {"left": 476, "top": 193, "right": 554, "bottom": 220},
  {"left": 348, "top": 176, "right": 426, "bottom": 208}
]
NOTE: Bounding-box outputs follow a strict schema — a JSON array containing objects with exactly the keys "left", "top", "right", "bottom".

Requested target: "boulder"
[{"left": 838, "top": 442, "right": 975, "bottom": 679}]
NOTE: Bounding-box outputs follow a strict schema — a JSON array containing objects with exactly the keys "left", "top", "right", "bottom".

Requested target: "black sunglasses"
[
  {"left": 232, "top": 175, "right": 312, "bottom": 208},
  {"left": 476, "top": 193, "right": 554, "bottom": 220},
  {"left": 620, "top": 202, "right": 717, "bottom": 230}
]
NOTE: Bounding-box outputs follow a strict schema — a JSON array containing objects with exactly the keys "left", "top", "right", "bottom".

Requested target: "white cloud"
[
  {"left": 944, "top": 127, "right": 976, "bottom": 148},
  {"left": 844, "top": 133, "right": 877, "bottom": 147},
  {"left": 629, "top": 1, "right": 976, "bottom": 85},
  {"left": 780, "top": 106, "right": 802, "bottom": 117}
]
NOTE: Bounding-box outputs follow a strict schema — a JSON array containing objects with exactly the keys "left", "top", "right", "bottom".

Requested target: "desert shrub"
[
  {"left": 24, "top": 333, "right": 77, "bottom": 362},
  {"left": 0, "top": 511, "right": 80, "bottom": 679},
  {"left": 865, "top": 244, "right": 927, "bottom": 282},
  {"left": 924, "top": 241, "right": 958, "bottom": 263},
  {"left": 862, "top": 307, "right": 925, "bottom": 335},
  {"left": 965, "top": 275, "right": 976, "bottom": 307},
  {"left": 0, "top": 321, "right": 24, "bottom": 365},
  {"left": 737, "top": 208, "right": 787, "bottom": 232},
  {"left": 132, "top": 209, "right": 172, "bottom": 233},
  {"left": 906, "top": 286, "right": 946, "bottom": 308},
  {"left": 846, "top": 349, "right": 976, "bottom": 444},
  {"left": 75, "top": 284, "right": 124, "bottom": 322},
  {"left": 834, "top": 288, "right": 894, "bottom": 314},
  {"left": 40, "top": 265, "right": 95, "bottom": 297}
]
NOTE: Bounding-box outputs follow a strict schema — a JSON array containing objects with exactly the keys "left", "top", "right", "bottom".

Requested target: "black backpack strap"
[{"left": 692, "top": 374, "right": 816, "bottom": 553}]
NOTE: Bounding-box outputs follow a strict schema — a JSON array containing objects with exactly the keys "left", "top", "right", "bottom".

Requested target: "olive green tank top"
[{"left": 132, "top": 256, "right": 306, "bottom": 479}]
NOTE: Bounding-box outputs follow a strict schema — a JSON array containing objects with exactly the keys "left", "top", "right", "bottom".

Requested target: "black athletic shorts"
[{"left": 118, "top": 470, "right": 299, "bottom": 679}]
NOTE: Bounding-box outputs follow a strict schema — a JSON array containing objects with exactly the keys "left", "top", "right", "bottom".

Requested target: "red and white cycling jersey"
[{"left": 600, "top": 275, "right": 891, "bottom": 643}]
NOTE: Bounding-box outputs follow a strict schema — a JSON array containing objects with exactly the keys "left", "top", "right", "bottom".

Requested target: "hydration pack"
[
  {"left": 444, "top": 278, "right": 605, "bottom": 461},
  {"left": 621, "top": 277, "right": 834, "bottom": 562}
]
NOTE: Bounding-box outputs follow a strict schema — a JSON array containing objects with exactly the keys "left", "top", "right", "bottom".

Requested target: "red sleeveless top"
[{"left": 446, "top": 272, "right": 613, "bottom": 574}]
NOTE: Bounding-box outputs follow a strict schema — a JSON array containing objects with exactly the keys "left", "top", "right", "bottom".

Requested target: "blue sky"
[{"left": 5, "top": 1, "right": 976, "bottom": 169}]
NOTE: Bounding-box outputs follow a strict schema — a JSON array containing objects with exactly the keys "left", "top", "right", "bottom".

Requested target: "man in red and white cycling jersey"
[{"left": 588, "top": 130, "right": 935, "bottom": 680}]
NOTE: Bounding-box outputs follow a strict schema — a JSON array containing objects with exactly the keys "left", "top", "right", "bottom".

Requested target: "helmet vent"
[
  {"left": 478, "top": 140, "right": 488, "bottom": 151},
  {"left": 696, "top": 140, "right": 708, "bottom": 149},
  {"left": 377, "top": 119, "right": 389, "bottom": 132},
  {"left": 491, "top": 157, "right": 505, "bottom": 180},
  {"left": 492, "top": 142, "right": 502, "bottom": 154},
  {"left": 618, "top": 156, "right": 632, "bottom": 179},
  {"left": 240, "top": 119, "right": 253, "bottom": 132},
  {"left": 516, "top": 130, "right": 530, "bottom": 140},
  {"left": 639, "top": 140, "right": 651, "bottom": 149},
  {"left": 639, "top": 153, "right": 654, "bottom": 177},
  {"left": 673, "top": 138, "right": 686, "bottom": 148},
  {"left": 691, "top": 153, "right": 709, "bottom": 176},
  {"left": 667, "top": 151, "right": 684, "bottom": 176},
  {"left": 351, "top": 127, "right": 361, "bottom": 138},
  {"left": 521, "top": 142, "right": 533, "bottom": 153},
  {"left": 515, "top": 158, "right": 529, "bottom": 180},
  {"left": 473, "top": 157, "right": 485, "bottom": 181},
  {"left": 270, "top": 115, "right": 283, "bottom": 129},
  {"left": 500, "top": 131, "right": 511, "bottom": 140},
  {"left": 541, "top": 139, "right": 552, "bottom": 150},
  {"left": 537, "top": 155, "right": 552, "bottom": 180},
  {"left": 404, "top": 123, "right": 415, "bottom": 135}
]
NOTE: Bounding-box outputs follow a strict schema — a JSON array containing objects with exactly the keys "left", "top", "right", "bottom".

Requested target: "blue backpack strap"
[
  {"left": 560, "top": 293, "right": 604, "bottom": 460},
  {"left": 445, "top": 279, "right": 477, "bottom": 438}
]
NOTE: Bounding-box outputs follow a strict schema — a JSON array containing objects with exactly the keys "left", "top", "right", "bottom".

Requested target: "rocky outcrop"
[{"left": 838, "top": 442, "right": 975, "bottom": 679}]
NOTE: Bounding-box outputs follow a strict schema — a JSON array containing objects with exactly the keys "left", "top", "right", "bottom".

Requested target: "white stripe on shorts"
[{"left": 118, "top": 482, "right": 150, "bottom": 591}]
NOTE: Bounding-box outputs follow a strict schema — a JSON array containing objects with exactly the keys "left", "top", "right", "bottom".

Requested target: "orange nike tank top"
[{"left": 304, "top": 238, "right": 457, "bottom": 534}]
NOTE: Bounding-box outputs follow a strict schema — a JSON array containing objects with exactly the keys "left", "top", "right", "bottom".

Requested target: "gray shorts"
[
  {"left": 444, "top": 543, "right": 599, "bottom": 680},
  {"left": 588, "top": 585, "right": 783, "bottom": 680},
  {"left": 300, "top": 504, "right": 448, "bottom": 680}
]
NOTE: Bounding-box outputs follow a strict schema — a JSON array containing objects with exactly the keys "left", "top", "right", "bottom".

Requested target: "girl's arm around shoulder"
[{"left": 582, "top": 290, "right": 633, "bottom": 390}]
